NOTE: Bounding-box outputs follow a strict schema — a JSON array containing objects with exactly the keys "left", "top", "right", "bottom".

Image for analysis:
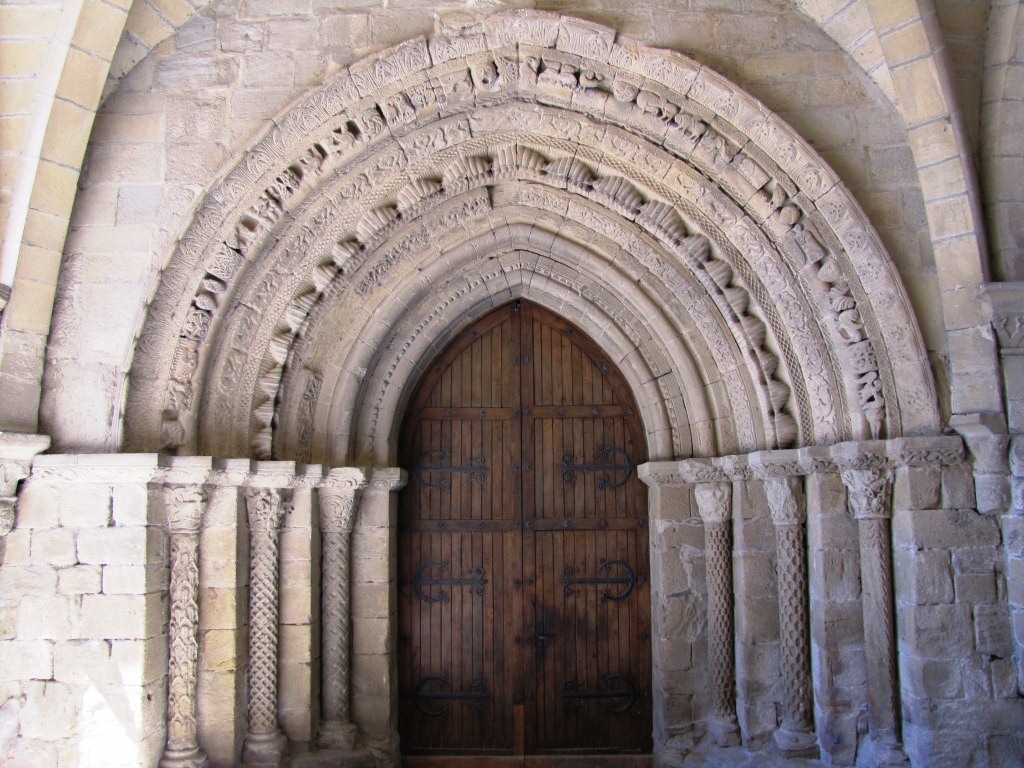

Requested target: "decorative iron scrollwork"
[
  {"left": 413, "top": 449, "right": 488, "bottom": 489},
  {"left": 564, "top": 675, "right": 641, "bottom": 714},
  {"left": 561, "top": 446, "right": 634, "bottom": 489},
  {"left": 562, "top": 559, "right": 636, "bottom": 602},
  {"left": 411, "top": 561, "right": 487, "bottom": 603},
  {"left": 413, "top": 673, "right": 488, "bottom": 717}
]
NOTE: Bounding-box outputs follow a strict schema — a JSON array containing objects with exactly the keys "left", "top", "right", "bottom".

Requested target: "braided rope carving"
[{"left": 245, "top": 488, "right": 286, "bottom": 740}]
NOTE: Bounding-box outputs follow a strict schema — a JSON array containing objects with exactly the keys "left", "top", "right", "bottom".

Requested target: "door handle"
[{"left": 534, "top": 633, "right": 555, "bottom": 645}]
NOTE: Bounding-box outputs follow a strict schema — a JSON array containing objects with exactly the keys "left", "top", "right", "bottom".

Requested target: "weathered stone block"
[
  {"left": 817, "top": 548, "right": 861, "bottom": 602},
  {"left": 14, "top": 483, "right": 60, "bottom": 529},
  {"left": 0, "top": 640, "right": 52, "bottom": 681},
  {"left": 894, "top": 466, "right": 942, "bottom": 510},
  {"left": 899, "top": 603, "right": 974, "bottom": 657},
  {"left": 57, "top": 564, "right": 102, "bottom": 595},
  {"left": 893, "top": 508, "right": 1000, "bottom": 549},
  {"left": 30, "top": 528, "right": 76, "bottom": 566},
  {"left": 15, "top": 595, "right": 74, "bottom": 640},
  {"left": 198, "top": 587, "right": 244, "bottom": 631},
  {"left": 351, "top": 652, "right": 390, "bottom": 696},
  {"left": 902, "top": 653, "right": 963, "bottom": 699},
  {"left": 955, "top": 572, "right": 997, "bottom": 604},
  {"left": 101, "top": 564, "right": 168, "bottom": 594},
  {"left": 894, "top": 547, "right": 953, "bottom": 604},
  {"left": 77, "top": 593, "right": 167, "bottom": 640},
  {"left": 19, "top": 681, "right": 77, "bottom": 739},
  {"left": 77, "top": 525, "right": 166, "bottom": 566},
  {"left": 974, "top": 604, "right": 1014, "bottom": 658},
  {"left": 942, "top": 464, "right": 976, "bottom": 510},
  {"left": 110, "top": 483, "right": 151, "bottom": 526},
  {"left": 0, "top": 564, "right": 57, "bottom": 596}
]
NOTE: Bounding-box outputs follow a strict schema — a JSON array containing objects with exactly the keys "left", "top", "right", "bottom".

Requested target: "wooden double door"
[{"left": 398, "top": 301, "right": 652, "bottom": 763}]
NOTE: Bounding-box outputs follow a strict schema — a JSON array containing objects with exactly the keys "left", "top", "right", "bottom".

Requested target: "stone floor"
[{"left": 679, "top": 744, "right": 828, "bottom": 767}]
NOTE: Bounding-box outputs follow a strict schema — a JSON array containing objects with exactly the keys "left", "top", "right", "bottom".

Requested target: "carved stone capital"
[
  {"left": 0, "top": 433, "right": 50, "bottom": 536},
  {"left": 983, "top": 282, "right": 1024, "bottom": 354},
  {"left": 0, "top": 498, "right": 15, "bottom": 536},
  {"left": 164, "top": 485, "right": 206, "bottom": 533},
  {"left": 840, "top": 467, "right": 892, "bottom": 520},
  {"left": 694, "top": 482, "right": 732, "bottom": 524},
  {"left": 765, "top": 476, "right": 805, "bottom": 526},
  {"left": 319, "top": 488, "right": 359, "bottom": 533},
  {"left": 245, "top": 487, "right": 288, "bottom": 532}
]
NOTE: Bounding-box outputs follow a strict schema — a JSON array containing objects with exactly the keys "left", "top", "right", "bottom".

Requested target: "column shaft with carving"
[
  {"left": 317, "top": 469, "right": 366, "bottom": 750},
  {"left": 764, "top": 477, "right": 818, "bottom": 758},
  {"left": 243, "top": 487, "right": 289, "bottom": 766},
  {"left": 160, "top": 485, "right": 209, "bottom": 768},
  {"left": 694, "top": 482, "right": 740, "bottom": 746},
  {"left": 841, "top": 467, "right": 907, "bottom": 765}
]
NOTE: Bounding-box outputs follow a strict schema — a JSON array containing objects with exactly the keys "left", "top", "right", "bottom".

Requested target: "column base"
[
  {"left": 856, "top": 734, "right": 909, "bottom": 768},
  {"left": 317, "top": 720, "right": 359, "bottom": 750},
  {"left": 773, "top": 724, "right": 819, "bottom": 759},
  {"left": 242, "top": 730, "right": 288, "bottom": 767},
  {"left": 159, "top": 746, "right": 209, "bottom": 768},
  {"left": 708, "top": 714, "right": 741, "bottom": 747}
]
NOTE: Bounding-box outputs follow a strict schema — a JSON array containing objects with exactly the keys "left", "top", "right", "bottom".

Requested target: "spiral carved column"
[
  {"left": 317, "top": 468, "right": 366, "bottom": 750},
  {"left": 160, "top": 484, "right": 209, "bottom": 768},
  {"left": 840, "top": 466, "right": 908, "bottom": 767},
  {"left": 694, "top": 481, "right": 740, "bottom": 747},
  {"left": 243, "top": 486, "right": 289, "bottom": 766},
  {"left": 764, "top": 477, "right": 818, "bottom": 758}
]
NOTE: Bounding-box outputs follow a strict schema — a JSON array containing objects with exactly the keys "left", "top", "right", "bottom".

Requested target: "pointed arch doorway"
[{"left": 397, "top": 300, "right": 653, "bottom": 766}]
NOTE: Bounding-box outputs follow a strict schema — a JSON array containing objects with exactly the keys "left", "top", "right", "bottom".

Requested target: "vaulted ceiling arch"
[{"left": 124, "top": 11, "right": 938, "bottom": 463}]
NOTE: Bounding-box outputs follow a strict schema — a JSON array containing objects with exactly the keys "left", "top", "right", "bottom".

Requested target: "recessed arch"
[{"left": 123, "top": 10, "right": 939, "bottom": 464}]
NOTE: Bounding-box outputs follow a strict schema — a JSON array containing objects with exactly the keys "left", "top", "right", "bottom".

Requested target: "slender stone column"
[
  {"left": 160, "top": 484, "right": 209, "bottom": 768},
  {"left": 764, "top": 476, "right": 818, "bottom": 758},
  {"left": 243, "top": 486, "right": 290, "bottom": 766},
  {"left": 317, "top": 468, "right": 367, "bottom": 750},
  {"left": 840, "top": 465, "right": 908, "bottom": 767},
  {"left": 694, "top": 481, "right": 740, "bottom": 747}
]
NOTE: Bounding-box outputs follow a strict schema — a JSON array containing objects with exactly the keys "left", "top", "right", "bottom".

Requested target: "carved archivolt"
[{"left": 125, "top": 11, "right": 937, "bottom": 463}]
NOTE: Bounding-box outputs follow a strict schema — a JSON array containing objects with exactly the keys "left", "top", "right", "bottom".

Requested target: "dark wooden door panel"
[{"left": 398, "top": 301, "right": 650, "bottom": 757}]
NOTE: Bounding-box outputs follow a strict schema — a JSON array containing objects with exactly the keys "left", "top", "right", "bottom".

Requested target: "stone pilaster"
[
  {"left": 763, "top": 474, "right": 817, "bottom": 759},
  {"left": 160, "top": 481, "right": 209, "bottom": 768},
  {"left": 316, "top": 468, "right": 367, "bottom": 750},
  {"left": 243, "top": 479, "right": 291, "bottom": 766},
  {"left": 836, "top": 449, "right": 908, "bottom": 768},
  {"left": 693, "top": 481, "right": 740, "bottom": 747}
]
